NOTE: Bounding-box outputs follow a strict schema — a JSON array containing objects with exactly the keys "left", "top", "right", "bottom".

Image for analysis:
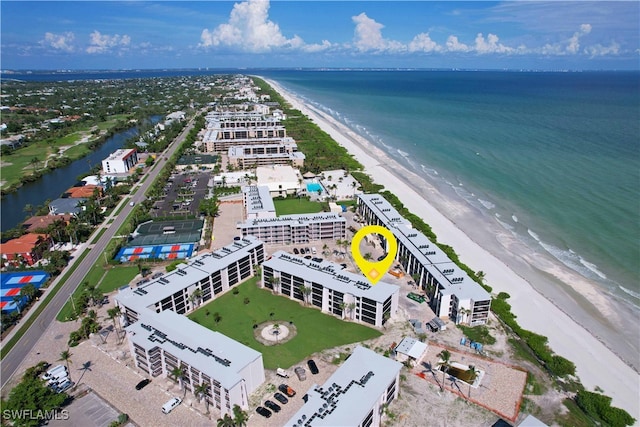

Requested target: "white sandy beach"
[{"left": 264, "top": 78, "right": 640, "bottom": 418}]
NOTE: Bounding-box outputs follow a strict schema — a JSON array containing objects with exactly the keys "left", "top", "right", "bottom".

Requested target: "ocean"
[
  {"left": 7, "top": 68, "right": 639, "bottom": 342},
  {"left": 257, "top": 70, "right": 640, "bottom": 311}
]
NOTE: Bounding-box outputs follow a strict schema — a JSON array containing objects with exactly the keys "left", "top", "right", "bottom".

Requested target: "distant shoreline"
[{"left": 262, "top": 77, "right": 640, "bottom": 417}]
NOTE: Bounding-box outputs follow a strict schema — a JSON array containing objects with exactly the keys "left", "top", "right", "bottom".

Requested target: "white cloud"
[
  {"left": 200, "top": 0, "right": 316, "bottom": 52},
  {"left": 474, "top": 33, "right": 514, "bottom": 54},
  {"left": 445, "top": 35, "right": 470, "bottom": 52},
  {"left": 41, "top": 32, "right": 75, "bottom": 52},
  {"left": 351, "top": 13, "right": 404, "bottom": 52},
  {"left": 540, "top": 23, "right": 593, "bottom": 56},
  {"left": 408, "top": 33, "right": 441, "bottom": 53},
  {"left": 585, "top": 42, "right": 620, "bottom": 58},
  {"left": 86, "top": 31, "right": 131, "bottom": 54}
]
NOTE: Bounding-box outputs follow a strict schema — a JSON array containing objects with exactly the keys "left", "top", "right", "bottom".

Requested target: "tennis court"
[
  {"left": 0, "top": 271, "right": 50, "bottom": 313},
  {"left": 115, "top": 243, "right": 195, "bottom": 262}
]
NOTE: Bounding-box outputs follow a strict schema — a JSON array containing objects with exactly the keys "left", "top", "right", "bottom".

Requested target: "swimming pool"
[{"left": 306, "top": 182, "right": 323, "bottom": 193}]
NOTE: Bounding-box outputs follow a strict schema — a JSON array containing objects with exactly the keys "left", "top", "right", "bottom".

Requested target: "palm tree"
[
  {"left": 347, "top": 302, "right": 357, "bottom": 320},
  {"left": 475, "top": 270, "right": 486, "bottom": 283},
  {"left": 300, "top": 285, "right": 312, "bottom": 306},
  {"left": 322, "top": 243, "right": 329, "bottom": 256},
  {"left": 189, "top": 288, "right": 203, "bottom": 308},
  {"left": 272, "top": 276, "right": 281, "bottom": 294},
  {"left": 217, "top": 414, "right": 235, "bottom": 427},
  {"left": 438, "top": 350, "right": 451, "bottom": 392},
  {"left": 232, "top": 404, "right": 248, "bottom": 427},
  {"left": 59, "top": 349, "right": 73, "bottom": 381},
  {"left": 338, "top": 302, "right": 347, "bottom": 319},
  {"left": 12, "top": 295, "right": 23, "bottom": 314},
  {"left": 466, "top": 365, "right": 478, "bottom": 398},
  {"left": 107, "top": 307, "right": 121, "bottom": 342},
  {"left": 194, "top": 382, "right": 209, "bottom": 410},
  {"left": 170, "top": 365, "right": 186, "bottom": 395},
  {"left": 213, "top": 312, "right": 222, "bottom": 325}
]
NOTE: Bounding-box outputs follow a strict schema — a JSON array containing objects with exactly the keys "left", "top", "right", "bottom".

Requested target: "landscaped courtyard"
[
  {"left": 273, "top": 197, "right": 326, "bottom": 215},
  {"left": 188, "top": 276, "right": 381, "bottom": 369}
]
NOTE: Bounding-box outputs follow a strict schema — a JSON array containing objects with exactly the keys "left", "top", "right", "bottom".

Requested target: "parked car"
[
  {"left": 276, "top": 368, "right": 290, "bottom": 378},
  {"left": 293, "top": 248, "right": 299, "bottom": 254},
  {"left": 278, "top": 384, "right": 296, "bottom": 397},
  {"left": 273, "top": 392, "right": 288, "bottom": 405},
  {"left": 54, "top": 380, "right": 74, "bottom": 393},
  {"left": 256, "top": 406, "right": 272, "bottom": 418},
  {"left": 135, "top": 379, "right": 151, "bottom": 390},
  {"left": 307, "top": 359, "right": 319, "bottom": 375},
  {"left": 161, "top": 397, "right": 182, "bottom": 414},
  {"left": 264, "top": 400, "right": 281, "bottom": 413},
  {"left": 294, "top": 367, "right": 306, "bottom": 381}
]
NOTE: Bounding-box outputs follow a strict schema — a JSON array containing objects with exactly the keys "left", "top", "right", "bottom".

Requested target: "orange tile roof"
[
  {"left": 65, "top": 185, "right": 101, "bottom": 198},
  {"left": 0, "top": 233, "right": 46, "bottom": 255}
]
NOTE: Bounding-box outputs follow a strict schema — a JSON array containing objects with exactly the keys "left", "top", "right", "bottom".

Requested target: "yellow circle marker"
[{"left": 351, "top": 225, "right": 398, "bottom": 285}]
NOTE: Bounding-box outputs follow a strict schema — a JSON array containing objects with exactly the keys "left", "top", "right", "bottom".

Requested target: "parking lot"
[
  {"left": 48, "top": 388, "right": 128, "bottom": 427},
  {"left": 153, "top": 171, "right": 211, "bottom": 217}
]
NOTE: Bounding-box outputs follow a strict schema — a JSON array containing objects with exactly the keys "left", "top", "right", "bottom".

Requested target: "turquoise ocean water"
[{"left": 261, "top": 70, "right": 640, "bottom": 308}]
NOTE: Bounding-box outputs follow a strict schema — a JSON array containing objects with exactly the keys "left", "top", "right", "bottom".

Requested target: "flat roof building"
[
  {"left": 228, "top": 143, "right": 305, "bottom": 169},
  {"left": 357, "top": 194, "right": 491, "bottom": 326},
  {"left": 256, "top": 165, "right": 303, "bottom": 197},
  {"left": 243, "top": 186, "right": 276, "bottom": 220},
  {"left": 262, "top": 251, "right": 399, "bottom": 327},
  {"left": 102, "top": 148, "right": 138, "bottom": 174},
  {"left": 285, "top": 346, "right": 402, "bottom": 427},
  {"left": 238, "top": 213, "right": 346, "bottom": 245},
  {"left": 127, "top": 311, "right": 264, "bottom": 415},
  {"left": 116, "top": 236, "right": 266, "bottom": 416}
]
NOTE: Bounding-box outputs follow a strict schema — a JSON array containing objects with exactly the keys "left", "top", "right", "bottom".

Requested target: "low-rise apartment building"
[
  {"left": 285, "top": 346, "right": 402, "bottom": 427},
  {"left": 116, "top": 237, "right": 266, "bottom": 415},
  {"left": 238, "top": 213, "right": 346, "bottom": 245},
  {"left": 357, "top": 194, "right": 491, "bottom": 326},
  {"left": 262, "top": 251, "right": 399, "bottom": 327},
  {"left": 228, "top": 143, "right": 305, "bottom": 168}
]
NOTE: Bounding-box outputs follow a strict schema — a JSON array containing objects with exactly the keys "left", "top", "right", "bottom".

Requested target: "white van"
[
  {"left": 42, "top": 365, "right": 67, "bottom": 381},
  {"left": 161, "top": 397, "right": 181, "bottom": 414},
  {"left": 47, "top": 370, "right": 69, "bottom": 386}
]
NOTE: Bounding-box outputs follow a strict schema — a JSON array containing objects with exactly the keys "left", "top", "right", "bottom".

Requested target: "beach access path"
[{"left": 262, "top": 78, "right": 640, "bottom": 419}]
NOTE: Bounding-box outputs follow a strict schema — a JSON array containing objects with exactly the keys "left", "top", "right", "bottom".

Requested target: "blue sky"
[{"left": 1, "top": 1, "right": 638, "bottom": 70}]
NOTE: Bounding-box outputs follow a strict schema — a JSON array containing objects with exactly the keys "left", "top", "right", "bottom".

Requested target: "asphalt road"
[{"left": 0, "top": 117, "right": 197, "bottom": 390}]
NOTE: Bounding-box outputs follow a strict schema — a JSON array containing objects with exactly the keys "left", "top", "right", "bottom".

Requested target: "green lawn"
[
  {"left": 273, "top": 198, "right": 326, "bottom": 216},
  {"left": 189, "top": 277, "right": 381, "bottom": 369},
  {"left": 56, "top": 265, "right": 139, "bottom": 321}
]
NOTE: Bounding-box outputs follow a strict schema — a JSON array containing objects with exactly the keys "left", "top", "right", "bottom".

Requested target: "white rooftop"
[
  {"left": 116, "top": 236, "right": 262, "bottom": 314},
  {"left": 256, "top": 165, "right": 301, "bottom": 186},
  {"left": 285, "top": 346, "right": 402, "bottom": 427},
  {"left": 395, "top": 336, "right": 428, "bottom": 360},
  {"left": 243, "top": 186, "right": 276, "bottom": 217},
  {"left": 358, "top": 194, "right": 491, "bottom": 303},
  {"left": 127, "top": 310, "right": 262, "bottom": 390},
  {"left": 263, "top": 251, "right": 398, "bottom": 303},
  {"left": 239, "top": 213, "right": 345, "bottom": 229}
]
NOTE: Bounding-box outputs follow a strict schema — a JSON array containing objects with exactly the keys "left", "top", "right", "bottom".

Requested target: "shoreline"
[{"left": 263, "top": 78, "right": 640, "bottom": 417}]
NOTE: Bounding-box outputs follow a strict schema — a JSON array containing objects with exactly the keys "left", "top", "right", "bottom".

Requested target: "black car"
[
  {"left": 274, "top": 392, "right": 288, "bottom": 404},
  {"left": 256, "top": 406, "right": 272, "bottom": 418},
  {"left": 264, "top": 400, "right": 281, "bottom": 413},
  {"left": 135, "top": 379, "right": 151, "bottom": 390},
  {"left": 293, "top": 248, "right": 299, "bottom": 254},
  {"left": 307, "top": 359, "right": 319, "bottom": 375}
]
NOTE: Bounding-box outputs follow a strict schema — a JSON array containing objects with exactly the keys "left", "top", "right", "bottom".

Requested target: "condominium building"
[
  {"left": 243, "top": 186, "right": 277, "bottom": 220},
  {"left": 285, "top": 346, "right": 402, "bottom": 427},
  {"left": 256, "top": 165, "right": 303, "bottom": 197},
  {"left": 238, "top": 213, "right": 346, "bottom": 245},
  {"left": 262, "top": 251, "right": 399, "bottom": 327},
  {"left": 101, "top": 148, "right": 138, "bottom": 174},
  {"left": 116, "top": 236, "right": 264, "bottom": 324},
  {"left": 357, "top": 194, "right": 491, "bottom": 326},
  {"left": 116, "top": 237, "right": 266, "bottom": 415},
  {"left": 127, "top": 311, "right": 264, "bottom": 415},
  {"left": 228, "top": 143, "right": 305, "bottom": 169},
  {"left": 201, "top": 111, "right": 289, "bottom": 153}
]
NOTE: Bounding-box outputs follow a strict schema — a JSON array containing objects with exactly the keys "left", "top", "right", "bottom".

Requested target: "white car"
[{"left": 162, "top": 397, "right": 182, "bottom": 414}]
